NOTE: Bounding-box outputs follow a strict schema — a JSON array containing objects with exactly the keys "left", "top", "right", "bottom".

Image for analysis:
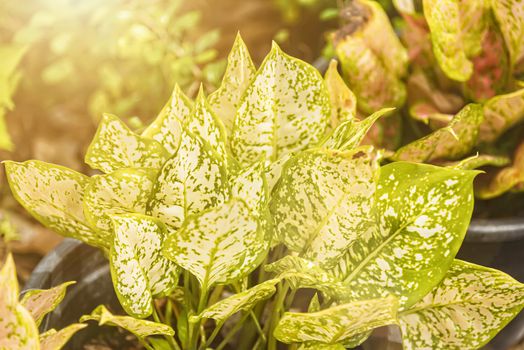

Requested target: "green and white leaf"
[
  {"left": 142, "top": 84, "right": 192, "bottom": 154},
  {"left": 147, "top": 129, "right": 229, "bottom": 230},
  {"left": 447, "top": 154, "right": 510, "bottom": 170},
  {"left": 4, "top": 160, "right": 102, "bottom": 248},
  {"left": 271, "top": 147, "right": 379, "bottom": 268},
  {"left": 231, "top": 42, "right": 330, "bottom": 166},
  {"left": 491, "top": 0, "right": 524, "bottom": 66},
  {"left": 85, "top": 114, "right": 169, "bottom": 173},
  {"left": 83, "top": 168, "right": 156, "bottom": 233},
  {"left": 184, "top": 87, "right": 227, "bottom": 161},
  {"left": 297, "top": 344, "right": 346, "bottom": 350},
  {"left": 392, "top": 104, "right": 484, "bottom": 162},
  {"left": 400, "top": 260, "right": 524, "bottom": 350},
  {"left": 209, "top": 33, "right": 256, "bottom": 135},
  {"left": 21, "top": 281, "right": 75, "bottom": 327},
  {"left": 265, "top": 153, "right": 293, "bottom": 193},
  {"left": 333, "top": 162, "right": 478, "bottom": 309},
  {"left": 80, "top": 305, "right": 174, "bottom": 338},
  {"left": 230, "top": 159, "right": 267, "bottom": 212},
  {"left": 479, "top": 89, "right": 524, "bottom": 142},
  {"left": 39, "top": 324, "right": 87, "bottom": 350},
  {"left": 324, "top": 59, "right": 356, "bottom": 127},
  {"left": 163, "top": 198, "right": 267, "bottom": 289},
  {"left": 274, "top": 295, "right": 398, "bottom": 344},
  {"left": 109, "top": 214, "right": 179, "bottom": 318},
  {"left": 0, "top": 254, "right": 40, "bottom": 350},
  {"left": 320, "top": 108, "right": 395, "bottom": 151},
  {"left": 190, "top": 278, "right": 279, "bottom": 323},
  {"left": 422, "top": 0, "right": 473, "bottom": 81}
]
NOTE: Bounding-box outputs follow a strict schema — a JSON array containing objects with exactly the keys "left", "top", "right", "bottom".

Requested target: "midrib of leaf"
[
  {"left": 342, "top": 206, "right": 428, "bottom": 284},
  {"left": 271, "top": 83, "right": 279, "bottom": 163},
  {"left": 299, "top": 187, "right": 351, "bottom": 257},
  {"left": 45, "top": 200, "right": 91, "bottom": 231}
]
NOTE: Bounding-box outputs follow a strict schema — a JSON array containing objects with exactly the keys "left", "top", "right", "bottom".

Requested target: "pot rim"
[{"left": 467, "top": 217, "right": 524, "bottom": 243}]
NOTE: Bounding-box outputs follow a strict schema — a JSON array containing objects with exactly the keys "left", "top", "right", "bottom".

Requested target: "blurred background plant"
[{"left": 0, "top": 0, "right": 338, "bottom": 280}]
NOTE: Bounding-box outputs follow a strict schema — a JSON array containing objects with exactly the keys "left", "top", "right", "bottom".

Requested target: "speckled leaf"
[
  {"left": 80, "top": 305, "right": 174, "bottom": 338},
  {"left": 491, "top": 0, "right": 524, "bottom": 65},
  {"left": 423, "top": 0, "right": 473, "bottom": 81},
  {"left": 190, "top": 278, "right": 279, "bottom": 323},
  {"left": 274, "top": 295, "right": 398, "bottom": 344},
  {"left": 0, "top": 254, "right": 40, "bottom": 350},
  {"left": 40, "top": 324, "right": 87, "bottom": 350},
  {"left": 266, "top": 153, "right": 293, "bottom": 192},
  {"left": 147, "top": 129, "right": 228, "bottom": 230},
  {"left": 334, "top": 162, "right": 478, "bottom": 309},
  {"left": 400, "top": 260, "right": 524, "bottom": 350},
  {"left": 271, "top": 147, "right": 379, "bottom": 268},
  {"left": 334, "top": 0, "right": 407, "bottom": 114},
  {"left": 184, "top": 87, "right": 227, "bottom": 161},
  {"left": 447, "top": 154, "right": 510, "bottom": 170},
  {"left": 4, "top": 160, "right": 102, "bottom": 249},
  {"left": 163, "top": 198, "right": 267, "bottom": 289},
  {"left": 298, "top": 344, "right": 346, "bottom": 350},
  {"left": 109, "top": 214, "right": 179, "bottom": 318},
  {"left": 324, "top": 59, "right": 357, "bottom": 127},
  {"left": 83, "top": 168, "right": 156, "bottom": 233},
  {"left": 231, "top": 42, "right": 331, "bottom": 166},
  {"left": 142, "top": 84, "right": 192, "bottom": 154},
  {"left": 85, "top": 114, "right": 169, "bottom": 173},
  {"left": 476, "top": 141, "right": 524, "bottom": 199},
  {"left": 231, "top": 160, "right": 267, "bottom": 212},
  {"left": 21, "top": 281, "right": 75, "bottom": 327},
  {"left": 209, "top": 33, "right": 256, "bottom": 135},
  {"left": 320, "top": 108, "right": 395, "bottom": 151},
  {"left": 392, "top": 104, "right": 484, "bottom": 162},
  {"left": 479, "top": 89, "right": 524, "bottom": 142}
]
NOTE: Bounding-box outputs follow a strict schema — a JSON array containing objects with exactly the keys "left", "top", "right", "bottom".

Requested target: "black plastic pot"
[{"left": 25, "top": 217, "right": 524, "bottom": 350}]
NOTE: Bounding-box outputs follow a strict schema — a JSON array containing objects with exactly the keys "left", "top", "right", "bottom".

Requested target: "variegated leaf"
[
  {"left": 230, "top": 160, "right": 267, "bottom": 212},
  {"left": 422, "top": 0, "right": 473, "bottom": 81},
  {"left": 231, "top": 42, "right": 331, "bottom": 166},
  {"left": 83, "top": 168, "right": 156, "bottom": 233},
  {"left": 209, "top": 33, "right": 256, "bottom": 135},
  {"left": 142, "top": 84, "right": 192, "bottom": 154},
  {"left": 274, "top": 295, "right": 398, "bottom": 344},
  {"left": 265, "top": 256, "right": 349, "bottom": 300},
  {"left": 271, "top": 147, "right": 379, "bottom": 268},
  {"left": 446, "top": 154, "right": 510, "bottom": 170},
  {"left": 4, "top": 160, "right": 103, "bottom": 248},
  {"left": 298, "top": 343, "right": 346, "bottom": 350},
  {"left": 266, "top": 153, "right": 293, "bottom": 193},
  {"left": 320, "top": 108, "right": 395, "bottom": 151},
  {"left": 80, "top": 305, "right": 174, "bottom": 338},
  {"left": 400, "top": 260, "right": 524, "bottom": 350},
  {"left": 147, "top": 129, "right": 229, "bottom": 230},
  {"left": 392, "top": 104, "right": 484, "bottom": 162},
  {"left": 324, "top": 59, "right": 357, "bottom": 127},
  {"left": 184, "top": 87, "right": 228, "bottom": 161},
  {"left": 334, "top": 162, "right": 478, "bottom": 309},
  {"left": 85, "top": 114, "right": 169, "bottom": 173},
  {"left": 39, "top": 324, "right": 87, "bottom": 350},
  {"left": 109, "top": 214, "right": 179, "bottom": 318},
  {"left": 476, "top": 141, "right": 524, "bottom": 199},
  {"left": 190, "top": 278, "right": 279, "bottom": 323},
  {"left": 163, "top": 198, "right": 268, "bottom": 289},
  {"left": 0, "top": 254, "right": 40, "bottom": 350},
  {"left": 479, "top": 89, "right": 524, "bottom": 142},
  {"left": 21, "top": 281, "right": 75, "bottom": 327},
  {"left": 491, "top": 0, "right": 524, "bottom": 66},
  {"left": 334, "top": 0, "right": 407, "bottom": 114}
]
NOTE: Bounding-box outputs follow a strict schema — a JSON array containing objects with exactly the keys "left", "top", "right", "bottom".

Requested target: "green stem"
[
  {"left": 267, "top": 283, "right": 290, "bottom": 350},
  {"left": 152, "top": 302, "right": 182, "bottom": 350},
  {"left": 216, "top": 312, "right": 251, "bottom": 350},
  {"left": 138, "top": 337, "right": 155, "bottom": 350},
  {"left": 200, "top": 322, "right": 223, "bottom": 350}
]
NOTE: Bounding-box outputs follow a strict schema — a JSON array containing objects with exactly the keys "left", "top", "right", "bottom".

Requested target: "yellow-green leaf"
[
  {"left": 231, "top": 42, "right": 331, "bottom": 166},
  {"left": 109, "top": 214, "right": 179, "bottom": 318},
  {"left": 400, "top": 260, "right": 524, "bottom": 350},
  {"left": 479, "top": 89, "right": 524, "bottom": 143},
  {"left": 4, "top": 160, "right": 102, "bottom": 248},
  {"left": 21, "top": 281, "right": 75, "bottom": 327},
  {"left": 209, "top": 33, "right": 256, "bottom": 136},
  {"left": 85, "top": 114, "right": 169, "bottom": 173},
  {"left": 491, "top": 0, "right": 524, "bottom": 66},
  {"left": 39, "top": 324, "right": 87, "bottom": 350},
  {"left": 142, "top": 84, "right": 192, "bottom": 154},
  {"left": 324, "top": 59, "right": 357, "bottom": 127}
]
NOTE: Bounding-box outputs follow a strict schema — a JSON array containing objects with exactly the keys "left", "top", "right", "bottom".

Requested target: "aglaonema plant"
[
  {"left": 4, "top": 34, "right": 524, "bottom": 350},
  {"left": 332, "top": 0, "right": 524, "bottom": 201}
]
